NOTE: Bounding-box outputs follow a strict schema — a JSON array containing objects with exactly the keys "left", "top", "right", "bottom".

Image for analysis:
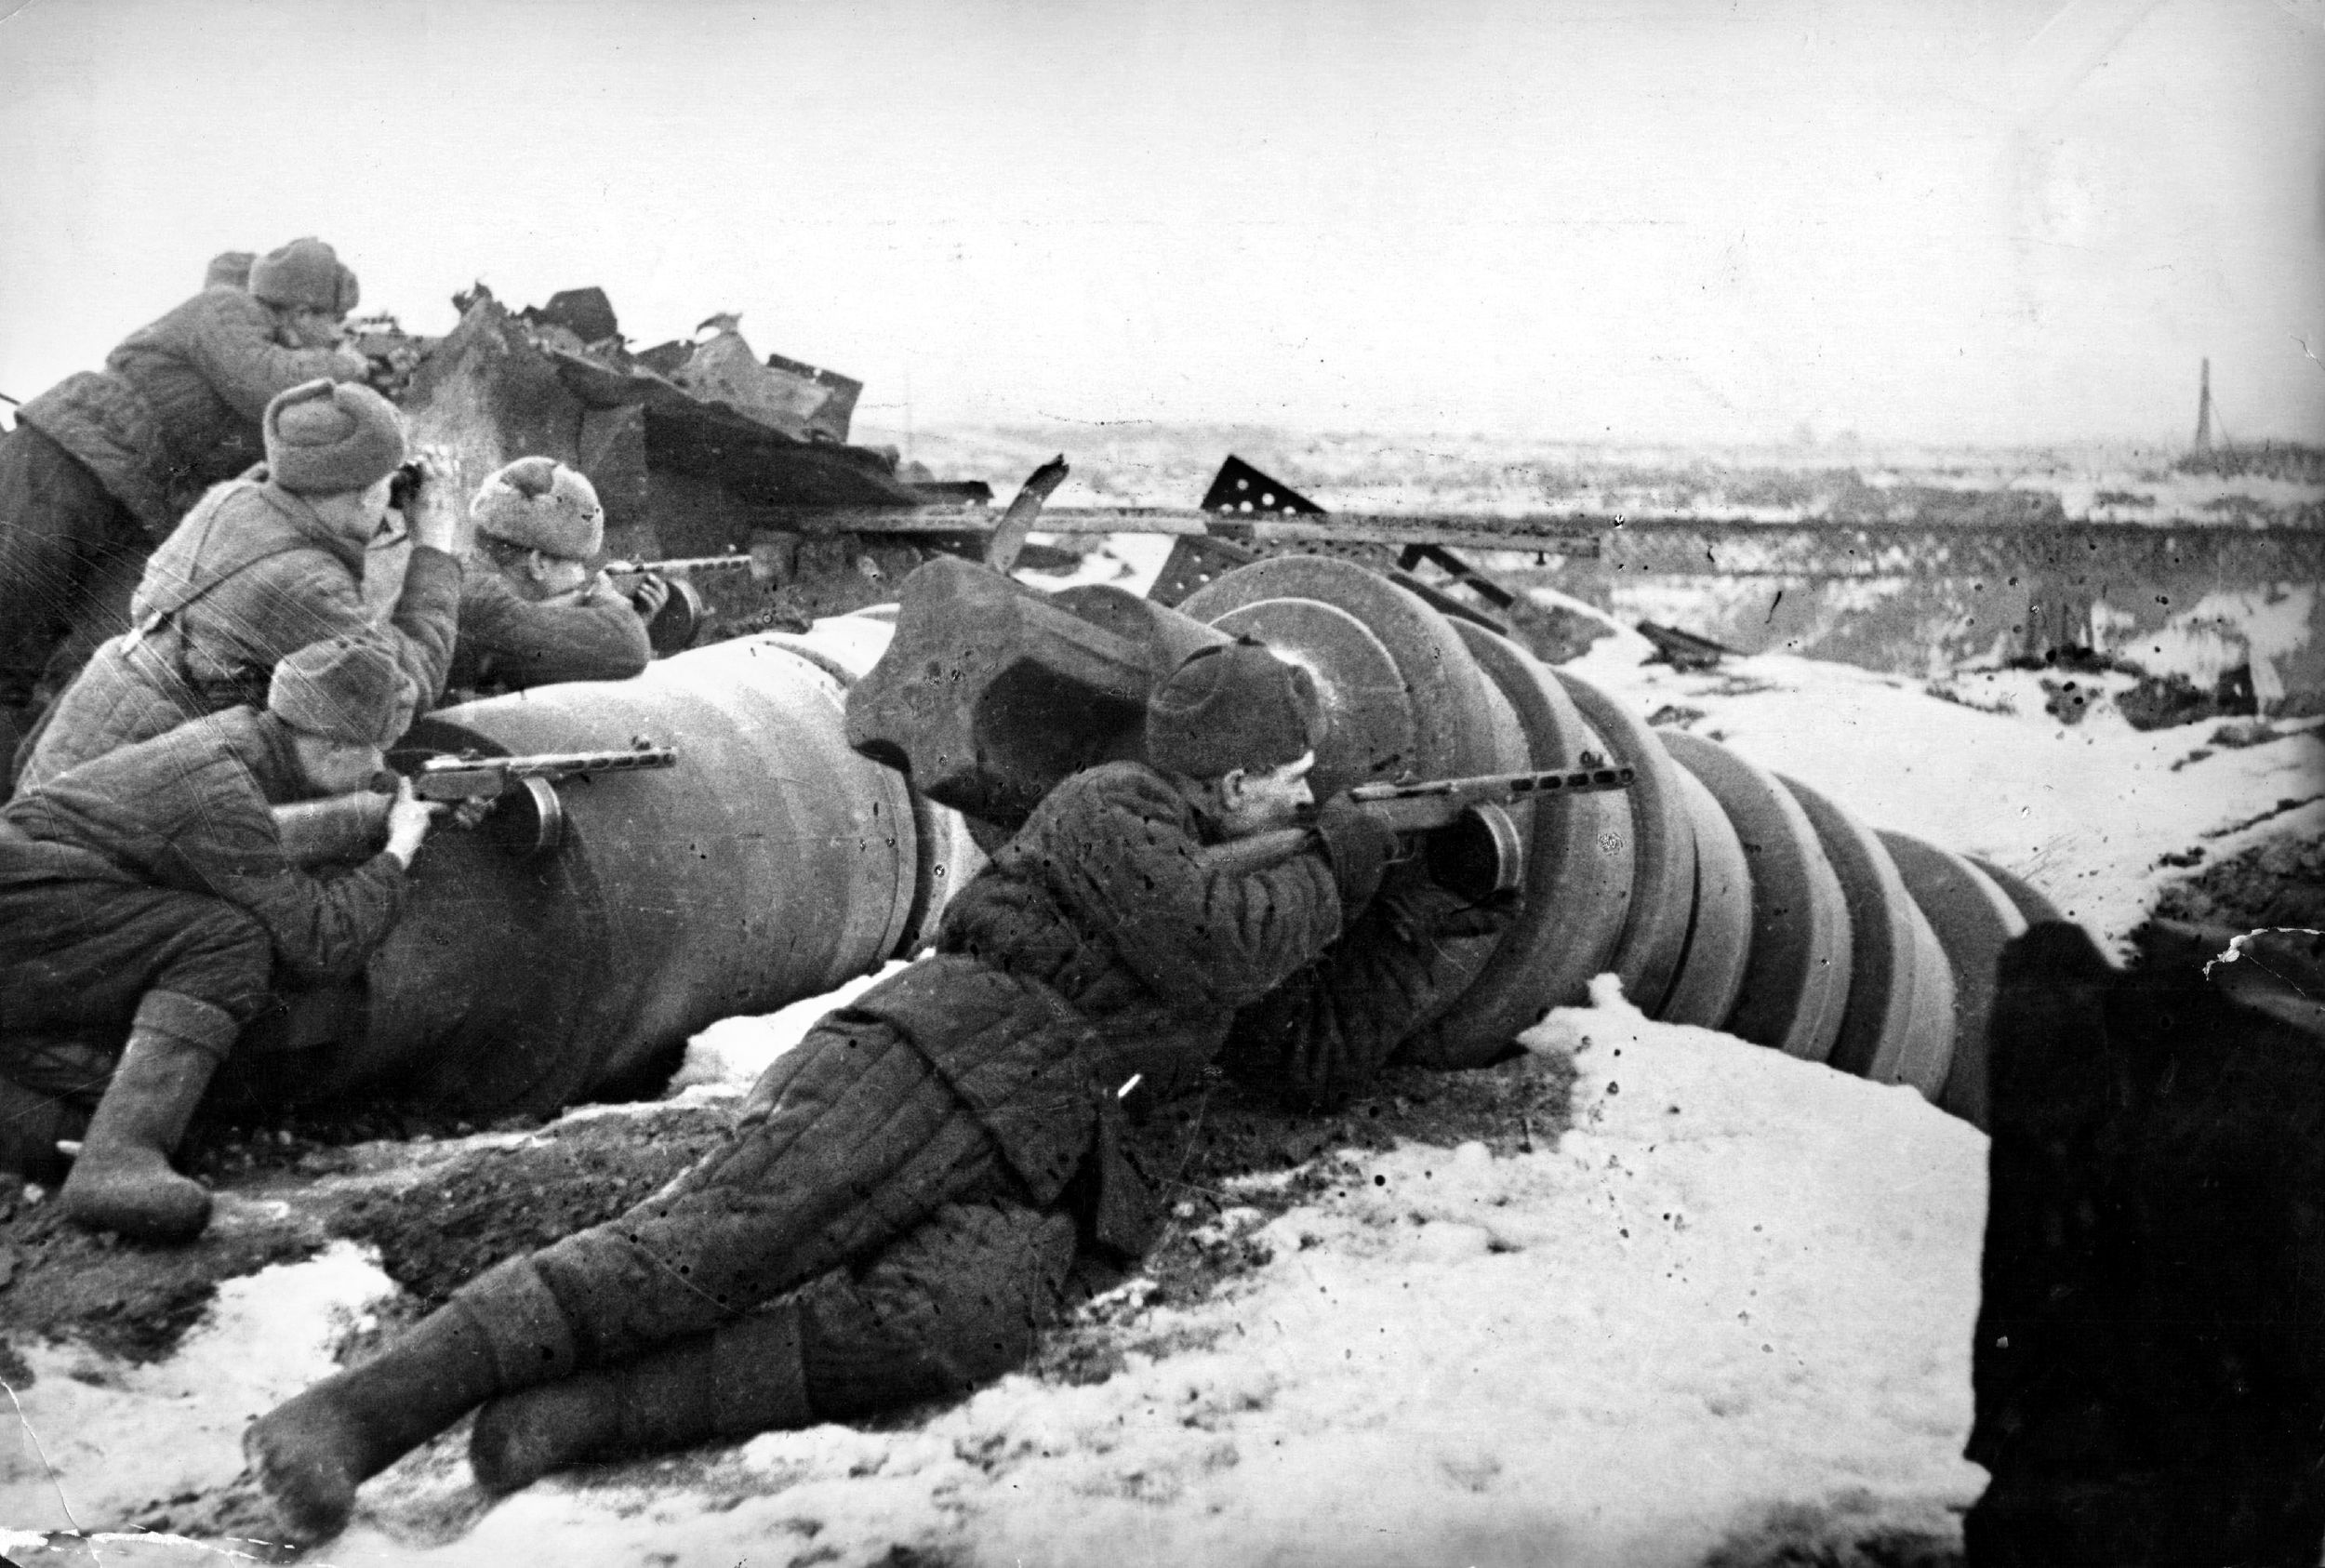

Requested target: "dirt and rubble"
[
  {"left": 2151, "top": 817, "right": 2325, "bottom": 931},
  {"left": 0, "top": 1052, "right": 1582, "bottom": 1556},
  {"left": 0, "top": 1053, "right": 1575, "bottom": 1381}
]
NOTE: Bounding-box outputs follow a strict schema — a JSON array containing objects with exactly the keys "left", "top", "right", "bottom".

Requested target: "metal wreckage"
[{"left": 219, "top": 284, "right": 2057, "bottom": 1133}]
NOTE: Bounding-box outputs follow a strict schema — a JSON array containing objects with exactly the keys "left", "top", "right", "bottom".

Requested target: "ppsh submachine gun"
[
  {"left": 273, "top": 743, "right": 679, "bottom": 863},
  {"left": 604, "top": 553, "right": 758, "bottom": 654},
  {"left": 414, "top": 745, "right": 681, "bottom": 854},
  {"left": 1200, "top": 763, "right": 1635, "bottom": 899}
]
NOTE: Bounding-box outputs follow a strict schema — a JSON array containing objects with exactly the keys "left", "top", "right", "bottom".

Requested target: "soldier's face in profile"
[
  {"left": 290, "top": 733, "right": 388, "bottom": 797},
  {"left": 358, "top": 472, "right": 397, "bottom": 526},
  {"left": 510, "top": 550, "right": 591, "bottom": 603},
  {"left": 283, "top": 306, "right": 347, "bottom": 349},
  {"left": 1216, "top": 751, "right": 1317, "bottom": 838}
]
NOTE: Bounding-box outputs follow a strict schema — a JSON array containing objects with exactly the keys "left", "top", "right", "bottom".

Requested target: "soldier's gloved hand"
[
  {"left": 328, "top": 345, "right": 371, "bottom": 381},
  {"left": 629, "top": 572, "right": 673, "bottom": 621},
  {"left": 1312, "top": 794, "right": 1398, "bottom": 911},
  {"left": 384, "top": 777, "right": 445, "bottom": 869},
  {"left": 402, "top": 446, "right": 468, "bottom": 555}
]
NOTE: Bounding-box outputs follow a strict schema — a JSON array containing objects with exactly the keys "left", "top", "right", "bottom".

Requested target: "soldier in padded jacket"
[
  {"left": 0, "top": 638, "right": 442, "bottom": 1242},
  {"left": 246, "top": 636, "right": 1405, "bottom": 1542},
  {"left": 18, "top": 378, "right": 461, "bottom": 791},
  {"left": 445, "top": 458, "right": 660, "bottom": 699},
  {"left": 0, "top": 239, "right": 371, "bottom": 764}
]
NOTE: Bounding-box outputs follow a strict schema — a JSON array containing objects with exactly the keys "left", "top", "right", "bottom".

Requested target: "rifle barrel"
[
  {"left": 1345, "top": 764, "right": 1631, "bottom": 804},
  {"left": 418, "top": 748, "right": 677, "bottom": 777},
  {"left": 604, "top": 554, "right": 756, "bottom": 576},
  {"left": 412, "top": 748, "right": 680, "bottom": 799},
  {"left": 1196, "top": 764, "right": 1632, "bottom": 879}
]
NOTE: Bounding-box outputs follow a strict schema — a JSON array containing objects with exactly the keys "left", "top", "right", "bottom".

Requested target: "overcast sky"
[{"left": 2, "top": 0, "right": 2320, "bottom": 446}]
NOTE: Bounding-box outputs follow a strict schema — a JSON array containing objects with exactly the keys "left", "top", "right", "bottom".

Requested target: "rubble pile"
[{"left": 364, "top": 284, "right": 992, "bottom": 636}]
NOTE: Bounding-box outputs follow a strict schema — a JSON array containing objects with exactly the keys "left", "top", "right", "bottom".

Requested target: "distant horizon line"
[{"left": 855, "top": 421, "right": 2322, "bottom": 458}]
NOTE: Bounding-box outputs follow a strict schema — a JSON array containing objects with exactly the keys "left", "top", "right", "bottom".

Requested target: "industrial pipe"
[
  {"left": 847, "top": 554, "right": 2059, "bottom": 1127},
  {"left": 222, "top": 548, "right": 2051, "bottom": 1131}
]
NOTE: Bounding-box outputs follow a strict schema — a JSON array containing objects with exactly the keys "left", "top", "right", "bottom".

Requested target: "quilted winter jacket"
[
  {"left": 931, "top": 761, "right": 1348, "bottom": 1095},
  {"left": 18, "top": 474, "right": 461, "bottom": 790},
  {"left": 446, "top": 570, "right": 651, "bottom": 696},
  {"left": 1225, "top": 864, "right": 1502, "bottom": 1110},
  {"left": 0, "top": 707, "right": 406, "bottom": 983},
  {"left": 15, "top": 288, "right": 363, "bottom": 534},
  {"left": 825, "top": 761, "right": 1348, "bottom": 1242}
]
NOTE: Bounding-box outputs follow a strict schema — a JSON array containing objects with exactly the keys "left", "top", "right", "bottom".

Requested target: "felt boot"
[
  {"left": 471, "top": 1302, "right": 810, "bottom": 1494},
  {"left": 57, "top": 1025, "right": 221, "bottom": 1242},
  {"left": 247, "top": 1256, "right": 578, "bottom": 1542}
]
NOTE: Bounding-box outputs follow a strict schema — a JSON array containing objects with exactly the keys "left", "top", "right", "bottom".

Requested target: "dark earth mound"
[
  {"left": 0, "top": 1054, "right": 1574, "bottom": 1375},
  {"left": 2152, "top": 823, "right": 2325, "bottom": 932}
]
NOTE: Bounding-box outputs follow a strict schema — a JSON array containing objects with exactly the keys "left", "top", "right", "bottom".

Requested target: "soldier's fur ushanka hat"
[
  {"left": 206, "top": 250, "right": 256, "bottom": 291},
  {"left": 269, "top": 635, "right": 417, "bottom": 749},
  {"left": 470, "top": 457, "right": 605, "bottom": 561},
  {"left": 1145, "top": 637, "right": 1325, "bottom": 780},
  {"left": 263, "top": 379, "right": 406, "bottom": 497},
  {"left": 250, "top": 237, "right": 360, "bottom": 314}
]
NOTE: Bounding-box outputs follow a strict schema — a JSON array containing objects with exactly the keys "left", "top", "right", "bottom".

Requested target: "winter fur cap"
[
  {"left": 205, "top": 251, "right": 255, "bottom": 291},
  {"left": 249, "top": 237, "right": 359, "bottom": 314},
  {"left": 1145, "top": 637, "right": 1326, "bottom": 780},
  {"left": 262, "top": 379, "right": 406, "bottom": 497},
  {"left": 269, "top": 635, "right": 417, "bottom": 749},
  {"left": 471, "top": 457, "right": 605, "bottom": 560}
]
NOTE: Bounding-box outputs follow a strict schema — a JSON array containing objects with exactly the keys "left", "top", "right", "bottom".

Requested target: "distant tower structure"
[{"left": 2192, "top": 357, "right": 2214, "bottom": 452}]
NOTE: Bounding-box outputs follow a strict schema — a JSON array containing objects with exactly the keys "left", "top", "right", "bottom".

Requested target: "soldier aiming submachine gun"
[{"left": 273, "top": 744, "right": 679, "bottom": 864}]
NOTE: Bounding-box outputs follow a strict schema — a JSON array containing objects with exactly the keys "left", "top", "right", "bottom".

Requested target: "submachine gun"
[
  {"left": 1201, "top": 761, "right": 1635, "bottom": 902},
  {"left": 603, "top": 553, "right": 757, "bottom": 654},
  {"left": 274, "top": 745, "right": 680, "bottom": 865},
  {"left": 412, "top": 746, "right": 679, "bottom": 854}
]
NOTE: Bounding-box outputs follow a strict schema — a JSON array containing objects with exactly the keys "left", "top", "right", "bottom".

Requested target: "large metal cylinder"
[
  {"left": 223, "top": 617, "right": 978, "bottom": 1116},
  {"left": 844, "top": 554, "right": 2053, "bottom": 1127},
  {"left": 1152, "top": 561, "right": 2035, "bottom": 1124}
]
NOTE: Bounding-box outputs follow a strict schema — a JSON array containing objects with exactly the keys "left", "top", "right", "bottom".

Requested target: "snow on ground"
[
  {"left": 1561, "top": 638, "right": 2324, "bottom": 949},
  {"left": 133, "top": 977, "right": 1973, "bottom": 1568},
  {"left": 666, "top": 961, "right": 909, "bottom": 1097},
  {"left": 2, "top": 1243, "right": 397, "bottom": 1532},
  {"left": 7, "top": 558, "right": 2320, "bottom": 1565}
]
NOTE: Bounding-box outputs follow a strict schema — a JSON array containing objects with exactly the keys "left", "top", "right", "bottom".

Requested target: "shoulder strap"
[{"left": 128, "top": 481, "right": 339, "bottom": 642}]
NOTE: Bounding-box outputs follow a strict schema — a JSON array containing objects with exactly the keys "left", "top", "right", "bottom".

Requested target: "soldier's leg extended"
[
  {"left": 471, "top": 1198, "right": 1081, "bottom": 1491},
  {"left": 246, "top": 1012, "right": 1022, "bottom": 1542},
  {"left": 0, "top": 881, "right": 271, "bottom": 1234}
]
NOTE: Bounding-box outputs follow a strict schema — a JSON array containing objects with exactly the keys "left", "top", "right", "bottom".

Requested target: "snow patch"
[
  {"left": 0, "top": 1242, "right": 398, "bottom": 1535},
  {"left": 329, "top": 979, "right": 1987, "bottom": 1568},
  {"left": 667, "top": 960, "right": 912, "bottom": 1096},
  {"left": 1571, "top": 644, "right": 2325, "bottom": 946}
]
